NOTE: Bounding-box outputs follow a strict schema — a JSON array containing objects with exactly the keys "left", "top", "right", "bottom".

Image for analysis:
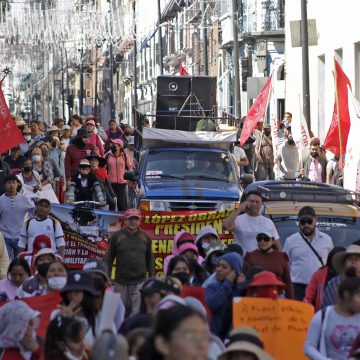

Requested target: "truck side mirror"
[{"left": 240, "top": 174, "right": 253, "bottom": 188}]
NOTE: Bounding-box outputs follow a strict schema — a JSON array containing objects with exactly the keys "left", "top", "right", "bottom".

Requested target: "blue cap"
[{"left": 219, "top": 252, "right": 243, "bottom": 275}]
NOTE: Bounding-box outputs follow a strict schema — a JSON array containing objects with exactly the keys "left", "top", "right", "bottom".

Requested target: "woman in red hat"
[
  {"left": 247, "top": 271, "right": 286, "bottom": 299},
  {"left": 244, "top": 232, "right": 294, "bottom": 298}
]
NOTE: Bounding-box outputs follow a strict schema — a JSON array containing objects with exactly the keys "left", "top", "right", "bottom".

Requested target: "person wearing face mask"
[
  {"left": 19, "top": 246, "right": 57, "bottom": 297},
  {"left": 254, "top": 123, "right": 275, "bottom": 181},
  {"left": 44, "top": 315, "right": 90, "bottom": 360},
  {"left": 31, "top": 147, "right": 54, "bottom": 188},
  {"left": 85, "top": 117, "right": 105, "bottom": 157},
  {"left": 244, "top": 232, "right": 294, "bottom": 299},
  {"left": 167, "top": 255, "right": 192, "bottom": 286},
  {"left": 17, "top": 158, "right": 42, "bottom": 193},
  {"left": 20, "top": 129, "right": 35, "bottom": 156},
  {"left": 302, "top": 138, "right": 328, "bottom": 182},
  {"left": 276, "top": 125, "right": 300, "bottom": 180},
  {"left": 195, "top": 226, "right": 221, "bottom": 259},
  {"left": 45, "top": 259, "right": 68, "bottom": 293}
]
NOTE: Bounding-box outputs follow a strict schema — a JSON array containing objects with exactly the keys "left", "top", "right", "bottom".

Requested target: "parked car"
[{"left": 244, "top": 180, "right": 360, "bottom": 247}]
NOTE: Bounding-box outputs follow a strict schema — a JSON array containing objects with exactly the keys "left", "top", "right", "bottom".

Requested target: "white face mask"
[
  {"left": 32, "top": 155, "right": 41, "bottom": 162},
  {"left": 48, "top": 276, "right": 67, "bottom": 290},
  {"left": 64, "top": 348, "right": 83, "bottom": 360},
  {"left": 24, "top": 135, "right": 32, "bottom": 141}
]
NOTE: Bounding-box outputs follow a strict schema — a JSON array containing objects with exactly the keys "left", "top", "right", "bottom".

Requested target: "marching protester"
[
  {"left": 0, "top": 174, "right": 34, "bottom": 259},
  {"left": 3, "top": 145, "right": 26, "bottom": 175},
  {"left": 195, "top": 226, "right": 221, "bottom": 259},
  {"left": 85, "top": 116, "right": 105, "bottom": 157},
  {"left": 18, "top": 198, "right": 65, "bottom": 257},
  {"left": 244, "top": 232, "right": 294, "bottom": 298},
  {"left": 20, "top": 127, "right": 35, "bottom": 155},
  {"left": 31, "top": 146, "right": 55, "bottom": 188},
  {"left": 246, "top": 271, "right": 286, "bottom": 299},
  {"left": 0, "top": 157, "right": 11, "bottom": 196},
  {"left": 0, "top": 300, "right": 42, "bottom": 360},
  {"left": 70, "top": 114, "right": 83, "bottom": 137},
  {"left": 322, "top": 244, "right": 360, "bottom": 307},
  {"left": 16, "top": 158, "right": 42, "bottom": 193},
  {"left": 167, "top": 255, "right": 192, "bottom": 285},
  {"left": 43, "top": 259, "right": 68, "bottom": 295},
  {"left": 106, "top": 138, "right": 132, "bottom": 211},
  {"left": 60, "top": 124, "right": 72, "bottom": 148},
  {"left": 107, "top": 208, "right": 155, "bottom": 317},
  {"left": 30, "top": 119, "right": 43, "bottom": 140},
  {"left": 254, "top": 123, "right": 274, "bottom": 181},
  {"left": 105, "top": 119, "right": 126, "bottom": 151},
  {"left": 302, "top": 138, "right": 328, "bottom": 182},
  {"left": 0, "top": 233, "right": 9, "bottom": 280},
  {"left": 223, "top": 191, "right": 280, "bottom": 254},
  {"left": 284, "top": 206, "right": 333, "bottom": 300},
  {"left": 0, "top": 258, "right": 31, "bottom": 301},
  {"left": 304, "top": 269, "right": 360, "bottom": 360}
]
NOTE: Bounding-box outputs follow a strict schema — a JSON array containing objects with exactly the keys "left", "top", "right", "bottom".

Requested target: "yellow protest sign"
[{"left": 233, "top": 297, "right": 314, "bottom": 360}]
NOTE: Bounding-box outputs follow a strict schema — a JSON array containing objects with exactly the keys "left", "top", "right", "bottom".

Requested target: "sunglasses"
[
  {"left": 299, "top": 218, "right": 313, "bottom": 226},
  {"left": 256, "top": 236, "right": 271, "bottom": 243}
]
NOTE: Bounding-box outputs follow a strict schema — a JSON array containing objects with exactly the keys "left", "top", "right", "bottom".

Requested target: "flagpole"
[
  {"left": 298, "top": 94, "right": 304, "bottom": 168},
  {"left": 334, "top": 58, "right": 344, "bottom": 168}
]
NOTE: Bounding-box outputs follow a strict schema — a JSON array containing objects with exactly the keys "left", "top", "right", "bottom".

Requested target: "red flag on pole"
[
  {"left": 0, "top": 81, "right": 24, "bottom": 153},
  {"left": 323, "top": 60, "right": 351, "bottom": 158},
  {"left": 180, "top": 63, "right": 189, "bottom": 76},
  {"left": 240, "top": 74, "right": 273, "bottom": 146}
]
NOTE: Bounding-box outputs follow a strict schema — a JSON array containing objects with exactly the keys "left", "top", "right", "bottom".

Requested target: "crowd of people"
[{"left": 0, "top": 114, "right": 359, "bottom": 359}]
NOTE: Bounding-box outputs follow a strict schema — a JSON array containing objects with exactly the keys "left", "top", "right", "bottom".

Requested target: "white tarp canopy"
[{"left": 142, "top": 128, "right": 237, "bottom": 150}]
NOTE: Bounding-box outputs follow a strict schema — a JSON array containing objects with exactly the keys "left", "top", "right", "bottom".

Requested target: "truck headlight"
[
  {"left": 219, "top": 202, "right": 239, "bottom": 211},
  {"left": 140, "top": 201, "right": 166, "bottom": 211}
]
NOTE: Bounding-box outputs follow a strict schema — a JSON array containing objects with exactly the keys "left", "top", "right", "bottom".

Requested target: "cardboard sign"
[{"left": 233, "top": 297, "right": 314, "bottom": 360}]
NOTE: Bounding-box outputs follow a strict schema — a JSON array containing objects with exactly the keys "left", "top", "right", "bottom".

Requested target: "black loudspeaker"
[{"left": 156, "top": 76, "right": 216, "bottom": 130}]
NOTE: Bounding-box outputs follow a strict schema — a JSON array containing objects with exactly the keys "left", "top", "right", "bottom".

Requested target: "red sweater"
[
  {"left": 244, "top": 250, "right": 294, "bottom": 299},
  {"left": 304, "top": 267, "right": 327, "bottom": 311},
  {"left": 0, "top": 346, "right": 42, "bottom": 360},
  {"left": 64, "top": 143, "right": 95, "bottom": 180}
]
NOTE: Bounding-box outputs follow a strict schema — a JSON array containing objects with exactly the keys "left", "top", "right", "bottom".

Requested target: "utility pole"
[
  {"left": 109, "top": 4, "right": 115, "bottom": 119},
  {"left": 231, "top": 0, "right": 241, "bottom": 118},
  {"left": 133, "top": 0, "right": 138, "bottom": 110},
  {"left": 201, "top": 1, "right": 208, "bottom": 75},
  {"left": 301, "top": 0, "right": 311, "bottom": 131},
  {"left": 94, "top": 47, "right": 98, "bottom": 117},
  {"left": 79, "top": 48, "right": 84, "bottom": 116},
  {"left": 61, "top": 49, "right": 65, "bottom": 119},
  {"left": 157, "top": 0, "right": 163, "bottom": 75}
]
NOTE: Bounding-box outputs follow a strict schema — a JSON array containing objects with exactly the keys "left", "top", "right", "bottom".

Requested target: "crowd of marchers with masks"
[{"left": 0, "top": 113, "right": 359, "bottom": 360}]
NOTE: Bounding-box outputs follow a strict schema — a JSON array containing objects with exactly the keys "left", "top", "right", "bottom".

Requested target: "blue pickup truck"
[{"left": 125, "top": 128, "right": 242, "bottom": 211}]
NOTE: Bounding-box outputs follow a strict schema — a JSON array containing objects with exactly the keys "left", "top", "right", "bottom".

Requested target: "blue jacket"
[{"left": 205, "top": 278, "right": 239, "bottom": 338}]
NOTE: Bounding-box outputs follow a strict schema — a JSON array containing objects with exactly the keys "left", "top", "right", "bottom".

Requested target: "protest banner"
[
  {"left": 233, "top": 297, "right": 314, "bottom": 360},
  {"left": 0, "top": 292, "right": 62, "bottom": 338},
  {"left": 50, "top": 204, "right": 235, "bottom": 275}
]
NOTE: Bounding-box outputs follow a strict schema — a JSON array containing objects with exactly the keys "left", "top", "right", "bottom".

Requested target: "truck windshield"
[{"left": 144, "top": 150, "right": 237, "bottom": 182}]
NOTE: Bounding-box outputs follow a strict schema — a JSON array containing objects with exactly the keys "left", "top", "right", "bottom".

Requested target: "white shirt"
[
  {"left": 232, "top": 213, "right": 279, "bottom": 254},
  {"left": 18, "top": 216, "right": 65, "bottom": 252},
  {"left": 308, "top": 158, "right": 322, "bottom": 182},
  {"left": 284, "top": 229, "right": 333, "bottom": 284}
]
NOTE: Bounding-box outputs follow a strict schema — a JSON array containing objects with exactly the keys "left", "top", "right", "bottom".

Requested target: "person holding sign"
[
  {"left": 205, "top": 252, "right": 244, "bottom": 339},
  {"left": 304, "top": 269, "right": 360, "bottom": 360}
]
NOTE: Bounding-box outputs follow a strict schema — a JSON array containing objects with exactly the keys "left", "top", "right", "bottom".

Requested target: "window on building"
[
  {"left": 318, "top": 55, "right": 326, "bottom": 140},
  {"left": 355, "top": 42, "right": 360, "bottom": 101}
]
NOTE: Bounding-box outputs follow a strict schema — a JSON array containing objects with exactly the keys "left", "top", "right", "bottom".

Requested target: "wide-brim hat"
[
  {"left": 86, "top": 153, "right": 106, "bottom": 167},
  {"left": 61, "top": 270, "right": 100, "bottom": 297},
  {"left": 219, "top": 341, "right": 274, "bottom": 360},
  {"left": 83, "top": 259, "right": 111, "bottom": 283},
  {"left": 332, "top": 245, "right": 360, "bottom": 274},
  {"left": 46, "top": 125, "right": 63, "bottom": 134},
  {"left": 248, "top": 271, "right": 285, "bottom": 289}
]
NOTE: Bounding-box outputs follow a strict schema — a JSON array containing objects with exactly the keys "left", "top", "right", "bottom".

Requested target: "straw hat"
[{"left": 332, "top": 245, "right": 360, "bottom": 274}]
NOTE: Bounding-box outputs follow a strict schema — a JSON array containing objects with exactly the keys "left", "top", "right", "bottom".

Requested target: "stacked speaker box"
[{"left": 156, "top": 76, "right": 217, "bottom": 131}]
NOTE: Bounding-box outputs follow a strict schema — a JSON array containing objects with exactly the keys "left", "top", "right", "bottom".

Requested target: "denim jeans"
[
  {"left": 256, "top": 162, "right": 275, "bottom": 181},
  {"left": 5, "top": 238, "right": 19, "bottom": 260}
]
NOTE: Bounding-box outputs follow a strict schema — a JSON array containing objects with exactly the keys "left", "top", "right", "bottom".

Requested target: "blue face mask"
[
  {"left": 202, "top": 242, "right": 210, "bottom": 250},
  {"left": 32, "top": 155, "right": 41, "bottom": 162}
]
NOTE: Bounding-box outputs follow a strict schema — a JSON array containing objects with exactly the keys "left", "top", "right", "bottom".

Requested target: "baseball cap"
[
  {"left": 86, "top": 119, "right": 96, "bottom": 126},
  {"left": 310, "top": 137, "right": 320, "bottom": 145},
  {"left": 124, "top": 208, "right": 141, "bottom": 220},
  {"left": 111, "top": 138, "right": 124, "bottom": 148},
  {"left": 298, "top": 206, "right": 316, "bottom": 219},
  {"left": 32, "top": 235, "right": 52, "bottom": 253},
  {"left": 83, "top": 259, "right": 110, "bottom": 283}
]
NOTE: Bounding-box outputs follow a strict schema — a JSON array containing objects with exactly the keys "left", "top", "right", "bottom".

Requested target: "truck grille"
[{"left": 168, "top": 202, "right": 218, "bottom": 211}]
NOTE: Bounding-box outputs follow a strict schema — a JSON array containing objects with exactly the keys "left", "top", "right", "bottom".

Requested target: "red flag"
[
  {"left": 180, "top": 63, "right": 189, "bottom": 76},
  {"left": 323, "top": 60, "right": 351, "bottom": 157},
  {"left": 240, "top": 75, "right": 273, "bottom": 146},
  {"left": 0, "top": 82, "right": 24, "bottom": 153}
]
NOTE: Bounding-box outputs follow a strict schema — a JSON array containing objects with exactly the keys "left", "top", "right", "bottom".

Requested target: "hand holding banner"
[{"left": 0, "top": 81, "right": 24, "bottom": 153}]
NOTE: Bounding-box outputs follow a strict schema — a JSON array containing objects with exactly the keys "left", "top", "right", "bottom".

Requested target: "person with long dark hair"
[
  {"left": 304, "top": 268, "right": 360, "bottom": 359},
  {"left": 56, "top": 271, "right": 100, "bottom": 347},
  {"left": 304, "top": 247, "right": 345, "bottom": 311},
  {"left": 44, "top": 315, "right": 89, "bottom": 360},
  {"left": 137, "top": 305, "right": 210, "bottom": 360}
]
